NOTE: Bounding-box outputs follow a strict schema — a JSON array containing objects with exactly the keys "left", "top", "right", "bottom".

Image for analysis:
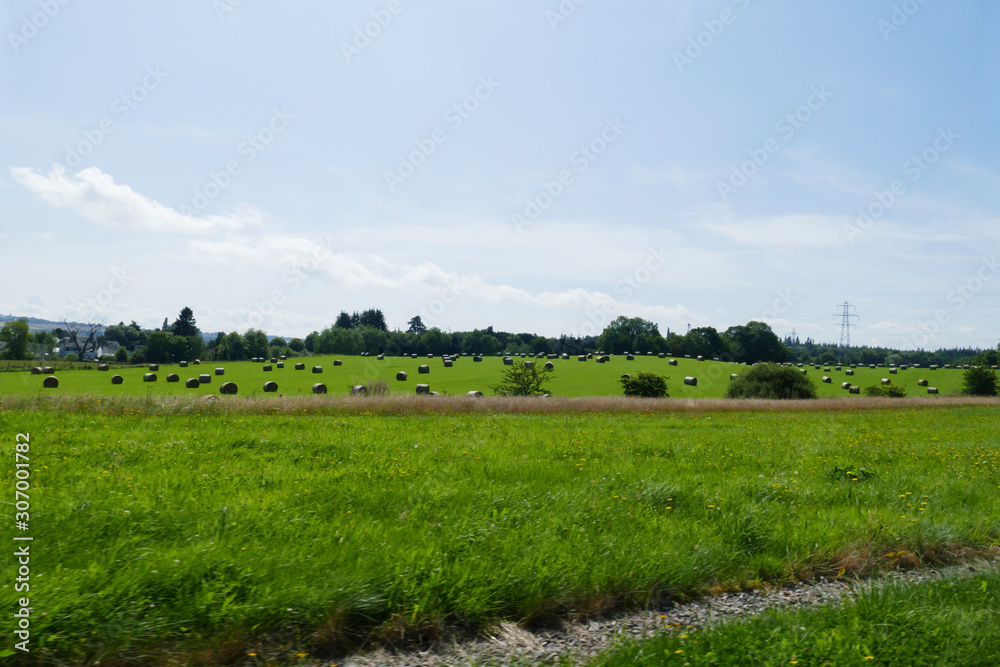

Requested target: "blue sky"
[{"left": 2, "top": 0, "right": 998, "bottom": 350}]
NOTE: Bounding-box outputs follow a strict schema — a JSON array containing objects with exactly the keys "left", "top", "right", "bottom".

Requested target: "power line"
[{"left": 833, "top": 302, "right": 858, "bottom": 360}]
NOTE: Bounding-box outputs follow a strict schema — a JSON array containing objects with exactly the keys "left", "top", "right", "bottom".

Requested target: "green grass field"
[
  {"left": 0, "top": 355, "right": 971, "bottom": 399},
  {"left": 3, "top": 400, "right": 998, "bottom": 664}
]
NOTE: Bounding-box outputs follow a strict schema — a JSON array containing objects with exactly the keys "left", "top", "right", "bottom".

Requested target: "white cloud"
[{"left": 10, "top": 165, "right": 264, "bottom": 234}]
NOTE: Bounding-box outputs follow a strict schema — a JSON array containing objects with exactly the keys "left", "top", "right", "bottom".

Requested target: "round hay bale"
[
  {"left": 889, "top": 368, "right": 897, "bottom": 374},
  {"left": 263, "top": 365, "right": 273, "bottom": 372},
  {"left": 697, "top": 356, "right": 704, "bottom": 361},
  {"left": 466, "top": 391, "right": 484, "bottom": 398},
  {"left": 167, "top": 374, "right": 179, "bottom": 383},
  {"left": 577, "top": 355, "right": 587, "bottom": 362},
  {"left": 199, "top": 374, "right": 211, "bottom": 384},
  {"left": 411, "top": 354, "right": 418, "bottom": 359},
  {"left": 215, "top": 368, "right": 225, "bottom": 376},
  {"left": 444, "top": 360, "right": 453, "bottom": 367},
  {"left": 193, "top": 360, "right": 201, "bottom": 365},
  {"left": 396, "top": 371, "right": 408, "bottom": 381},
  {"left": 43, "top": 376, "right": 59, "bottom": 389},
  {"left": 845, "top": 369, "right": 855, "bottom": 376},
  {"left": 180, "top": 361, "right": 188, "bottom": 367},
  {"left": 416, "top": 384, "right": 430, "bottom": 395},
  {"left": 918, "top": 379, "right": 929, "bottom": 386},
  {"left": 427, "top": 354, "right": 434, "bottom": 359},
  {"left": 658, "top": 353, "right": 666, "bottom": 358},
  {"left": 295, "top": 363, "right": 305, "bottom": 370},
  {"left": 276, "top": 362, "right": 284, "bottom": 369},
  {"left": 545, "top": 362, "right": 555, "bottom": 370},
  {"left": 900, "top": 365, "right": 908, "bottom": 370},
  {"left": 850, "top": 364, "right": 857, "bottom": 368},
  {"left": 334, "top": 360, "right": 343, "bottom": 367},
  {"left": 800, "top": 369, "right": 807, "bottom": 375},
  {"left": 312, "top": 383, "right": 327, "bottom": 394},
  {"left": 621, "top": 374, "right": 632, "bottom": 380},
  {"left": 98, "top": 364, "right": 109, "bottom": 371},
  {"left": 185, "top": 378, "right": 200, "bottom": 389},
  {"left": 930, "top": 365, "right": 938, "bottom": 370},
  {"left": 263, "top": 381, "right": 278, "bottom": 393},
  {"left": 869, "top": 364, "right": 876, "bottom": 369},
  {"left": 596, "top": 357, "right": 606, "bottom": 364},
  {"left": 849, "top": 386, "right": 860, "bottom": 394},
  {"left": 144, "top": 373, "right": 157, "bottom": 383},
  {"left": 881, "top": 378, "right": 891, "bottom": 385},
  {"left": 841, "top": 382, "right": 852, "bottom": 389},
  {"left": 474, "top": 356, "right": 483, "bottom": 362},
  {"left": 683, "top": 376, "right": 697, "bottom": 386},
  {"left": 312, "top": 366, "right": 323, "bottom": 374},
  {"left": 351, "top": 385, "right": 367, "bottom": 396},
  {"left": 42, "top": 366, "right": 54, "bottom": 374},
  {"left": 627, "top": 354, "right": 635, "bottom": 361},
  {"left": 814, "top": 365, "right": 821, "bottom": 370},
  {"left": 418, "top": 365, "right": 430, "bottom": 374},
  {"left": 503, "top": 357, "right": 513, "bottom": 365},
  {"left": 927, "top": 387, "right": 939, "bottom": 395},
  {"left": 520, "top": 353, "right": 527, "bottom": 358},
  {"left": 525, "top": 361, "right": 535, "bottom": 368},
  {"left": 562, "top": 353, "right": 570, "bottom": 360},
  {"left": 111, "top": 375, "right": 124, "bottom": 385},
  {"left": 822, "top": 376, "right": 832, "bottom": 383},
  {"left": 219, "top": 382, "right": 238, "bottom": 395},
  {"left": 835, "top": 366, "right": 842, "bottom": 371},
  {"left": 270, "top": 358, "right": 277, "bottom": 364},
  {"left": 30, "top": 367, "right": 42, "bottom": 375},
  {"left": 377, "top": 354, "right": 384, "bottom": 361},
  {"left": 668, "top": 359, "right": 678, "bottom": 366},
  {"left": 587, "top": 353, "right": 593, "bottom": 359}
]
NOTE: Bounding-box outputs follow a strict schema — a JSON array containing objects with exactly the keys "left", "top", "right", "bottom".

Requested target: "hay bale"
[
  {"left": 587, "top": 353, "right": 593, "bottom": 359},
  {"left": 467, "top": 391, "right": 484, "bottom": 398},
  {"left": 42, "top": 366, "right": 55, "bottom": 374},
  {"left": 824, "top": 367, "right": 831, "bottom": 372},
  {"left": 800, "top": 369, "right": 807, "bottom": 375},
  {"left": 43, "top": 376, "right": 58, "bottom": 388},
  {"left": 444, "top": 360, "right": 453, "bottom": 367},
  {"left": 98, "top": 364, "right": 109, "bottom": 371},
  {"left": 889, "top": 368, "right": 897, "bottom": 374},
  {"left": 927, "top": 387, "right": 939, "bottom": 395},
  {"left": 503, "top": 357, "right": 513, "bottom": 366},
  {"left": 621, "top": 373, "right": 632, "bottom": 380},
  {"left": 601, "top": 355, "right": 610, "bottom": 363},
  {"left": 668, "top": 359, "right": 677, "bottom": 366},
  {"left": 199, "top": 374, "right": 211, "bottom": 384},
  {"left": 930, "top": 365, "right": 938, "bottom": 370},
  {"left": 167, "top": 374, "right": 179, "bottom": 383},
  {"left": 849, "top": 386, "right": 860, "bottom": 394},
  {"left": 578, "top": 355, "right": 587, "bottom": 361},
  {"left": 295, "top": 363, "right": 305, "bottom": 370},
  {"left": 276, "top": 362, "right": 284, "bottom": 369},
  {"left": 881, "top": 378, "right": 891, "bottom": 385},
  {"left": 312, "top": 366, "right": 323, "bottom": 374},
  {"left": 411, "top": 354, "right": 418, "bottom": 359},
  {"left": 869, "top": 364, "right": 876, "bottom": 369},
  {"left": 219, "top": 382, "right": 238, "bottom": 395},
  {"left": 683, "top": 376, "right": 697, "bottom": 386},
  {"left": 280, "top": 355, "right": 286, "bottom": 361},
  {"left": 418, "top": 365, "right": 430, "bottom": 374},
  {"left": 658, "top": 353, "right": 665, "bottom": 358},
  {"left": 143, "top": 373, "right": 157, "bottom": 383},
  {"left": 185, "top": 378, "right": 200, "bottom": 389},
  {"left": 850, "top": 364, "right": 857, "bottom": 368},
  {"left": 270, "top": 358, "right": 277, "bottom": 364},
  {"left": 180, "top": 361, "right": 188, "bottom": 367},
  {"left": 263, "top": 381, "right": 278, "bottom": 393},
  {"left": 841, "top": 382, "right": 852, "bottom": 389},
  {"left": 545, "top": 362, "right": 555, "bottom": 370},
  {"left": 846, "top": 369, "right": 855, "bottom": 376},
  {"left": 396, "top": 371, "right": 408, "bottom": 381},
  {"left": 627, "top": 354, "right": 635, "bottom": 361},
  {"left": 416, "top": 384, "right": 430, "bottom": 395},
  {"left": 474, "top": 356, "right": 483, "bottom": 362},
  {"left": 111, "top": 375, "right": 124, "bottom": 385},
  {"left": 918, "top": 379, "right": 929, "bottom": 386},
  {"left": 312, "top": 383, "right": 327, "bottom": 395},
  {"left": 30, "top": 367, "right": 42, "bottom": 375},
  {"left": 377, "top": 354, "right": 384, "bottom": 361},
  {"left": 427, "top": 354, "right": 434, "bottom": 359},
  {"left": 697, "top": 356, "right": 704, "bottom": 361},
  {"left": 263, "top": 365, "right": 273, "bottom": 372},
  {"left": 193, "top": 360, "right": 201, "bottom": 365},
  {"left": 351, "top": 385, "right": 367, "bottom": 396},
  {"left": 215, "top": 368, "right": 225, "bottom": 376},
  {"left": 900, "top": 365, "right": 908, "bottom": 370},
  {"left": 562, "top": 353, "right": 570, "bottom": 360},
  {"left": 334, "top": 360, "right": 342, "bottom": 367},
  {"left": 822, "top": 376, "right": 831, "bottom": 383},
  {"left": 814, "top": 365, "right": 821, "bottom": 370},
  {"left": 835, "top": 366, "right": 841, "bottom": 371},
  {"left": 525, "top": 361, "right": 535, "bottom": 368},
  {"left": 596, "top": 357, "right": 606, "bottom": 364}
]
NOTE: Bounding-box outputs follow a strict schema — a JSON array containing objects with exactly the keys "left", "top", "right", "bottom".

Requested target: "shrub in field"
[
  {"left": 864, "top": 384, "right": 907, "bottom": 398},
  {"left": 724, "top": 363, "right": 817, "bottom": 399},
  {"left": 492, "top": 360, "right": 554, "bottom": 396},
  {"left": 620, "top": 371, "right": 669, "bottom": 398},
  {"left": 962, "top": 366, "right": 999, "bottom": 396}
]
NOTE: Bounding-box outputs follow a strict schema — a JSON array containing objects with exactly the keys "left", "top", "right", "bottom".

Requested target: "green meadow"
[
  {"left": 2, "top": 401, "right": 998, "bottom": 664},
  {"left": 0, "top": 354, "right": 970, "bottom": 399}
]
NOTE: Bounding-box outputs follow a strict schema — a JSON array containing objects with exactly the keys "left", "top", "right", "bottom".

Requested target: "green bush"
[
  {"left": 492, "top": 360, "right": 554, "bottom": 396},
  {"left": 864, "top": 384, "right": 907, "bottom": 398},
  {"left": 620, "top": 371, "right": 669, "bottom": 398},
  {"left": 962, "top": 366, "right": 999, "bottom": 396},
  {"left": 724, "top": 363, "right": 817, "bottom": 399}
]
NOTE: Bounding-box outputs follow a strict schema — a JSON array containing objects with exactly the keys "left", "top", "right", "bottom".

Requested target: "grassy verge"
[
  {"left": 2, "top": 403, "right": 998, "bottom": 664},
  {"left": 590, "top": 566, "right": 1000, "bottom": 666}
]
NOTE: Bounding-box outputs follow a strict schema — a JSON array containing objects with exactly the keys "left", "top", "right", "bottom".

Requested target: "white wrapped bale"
[
  {"left": 220, "top": 382, "right": 238, "bottom": 395},
  {"left": 418, "top": 365, "right": 430, "bottom": 374},
  {"left": 199, "top": 374, "right": 211, "bottom": 384},
  {"left": 822, "top": 376, "right": 831, "bottom": 383},
  {"left": 263, "top": 365, "right": 273, "bottom": 372},
  {"left": 416, "top": 384, "right": 430, "bottom": 395},
  {"left": 215, "top": 368, "right": 225, "bottom": 376},
  {"left": 621, "top": 374, "right": 632, "bottom": 380},
  {"left": 295, "top": 363, "right": 305, "bottom": 370},
  {"left": 730, "top": 374, "right": 739, "bottom": 380},
  {"left": 149, "top": 364, "right": 159, "bottom": 371},
  {"left": 846, "top": 369, "right": 855, "bottom": 376},
  {"left": 578, "top": 355, "right": 587, "bottom": 361},
  {"left": 276, "top": 362, "right": 284, "bottom": 369},
  {"left": 684, "top": 376, "right": 697, "bottom": 386},
  {"left": 166, "top": 374, "right": 179, "bottom": 383},
  {"left": 396, "top": 372, "right": 408, "bottom": 381},
  {"left": 918, "top": 379, "right": 928, "bottom": 386},
  {"left": 263, "top": 381, "right": 278, "bottom": 393},
  {"left": 466, "top": 391, "right": 484, "bottom": 398},
  {"left": 144, "top": 373, "right": 157, "bottom": 383},
  {"left": 889, "top": 368, "right": 897, "bottom": 374},
  {"left": 841, "top": 382, "right": 851, "bottom": 389},
  {"left": 627, "top": 354, "right": 635, "bottom": 361},
  {"left": 525, "top": 361, "right": 535, "bottom": 368},
  {"left": 351, "top": 385, "right": 368, "bottom": 396},
  {"left": 312, "top": 366, "right": 323, "bottom": 373},
  {"left": 927, "top": 387, "right": 939, "bottom": 395},
  {"left": 668, "top": 359, "right": 678, "bottom": 366},
  {"left": 312, "top": 383, "right": 327, "bottom": 395},
  {"left": 545, "top": 362, "right": 554, "bottom": 370},
  {"left": 334, "top": 360, "right": 343, "bottom": 366},
  {"left": 503, "top": 357, "right": 513, "bottom": 366},
  {"left": 185, "top": 378, "right": 200, "bottom": 389},
  {"left": 98, "top": 364, "right": 109, "bottom": 371},
  {"left": 43, "top": 376, "right": 59, "bottom": 388},
  {"left": 881, "top": 378, "right": 891, "bottom": 385},
  {"left": 849, "top": 386, "right": 860, "bottom": 394},
  {"left": 111, "top": 375, "right": 124, "bottom": 385}
]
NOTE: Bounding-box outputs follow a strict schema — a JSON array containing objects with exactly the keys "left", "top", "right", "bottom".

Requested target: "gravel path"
[{"left": 333, "top": 559, "right": 1000, "bottom": 667}]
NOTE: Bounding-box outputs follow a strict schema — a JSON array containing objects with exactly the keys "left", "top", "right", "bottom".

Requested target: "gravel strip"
[{"left": 334, "top": 559, "right": 1000, "bottom": 667}]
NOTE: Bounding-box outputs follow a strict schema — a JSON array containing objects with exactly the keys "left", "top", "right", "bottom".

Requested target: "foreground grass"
[
  {"left": 2, "top": 401, "right": 999, "bottom": 664},
  {"left": 591, "top": 566, "right": 1000, "bottom": 666}
]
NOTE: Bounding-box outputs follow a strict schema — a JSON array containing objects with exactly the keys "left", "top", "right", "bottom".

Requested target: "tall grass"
[{"left": 2, "top": 404, "right": 999, "bottom": 664}]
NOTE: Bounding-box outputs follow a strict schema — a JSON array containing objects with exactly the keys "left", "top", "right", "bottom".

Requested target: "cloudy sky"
[{"left": 2, "top": 1, "right": 998, "bottom": 350}]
